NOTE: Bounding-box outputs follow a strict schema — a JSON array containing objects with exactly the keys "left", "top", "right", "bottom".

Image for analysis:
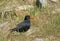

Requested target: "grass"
[{"left": 0, "top": 0, "right": 60, "bottom": 41}]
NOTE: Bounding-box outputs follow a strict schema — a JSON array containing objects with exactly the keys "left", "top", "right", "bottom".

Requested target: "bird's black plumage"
[
  {"left": 36, "top": 0, "right": 42, "bottom": 8},
  {"left": 11, "top": 15, "right": 31, "bottom": 32}
]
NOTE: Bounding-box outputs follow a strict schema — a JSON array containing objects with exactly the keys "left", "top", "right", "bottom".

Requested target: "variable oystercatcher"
[
  {"left": 36, "top": 0, "right": 42, "bottom": 8},
  {"left": 10, "top": 15, "right": 33, "bottom": 32}
]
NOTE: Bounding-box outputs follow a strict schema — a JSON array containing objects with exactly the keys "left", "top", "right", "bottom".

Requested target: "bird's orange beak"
[{"left": 30, "top": 16, "right": 34, "bottom": 19}]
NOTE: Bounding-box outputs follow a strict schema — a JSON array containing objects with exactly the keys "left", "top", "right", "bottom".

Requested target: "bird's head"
[{"left": 24, "top": 15, "right": 34, "bottom": 20}]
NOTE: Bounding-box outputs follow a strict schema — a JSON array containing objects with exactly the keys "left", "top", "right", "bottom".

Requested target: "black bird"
[
  {"left": 36, "top": 0, "right": 42, "bottom": 8},
  {"left": 10, "top": 15, "right": 33, "bottom": 32}
]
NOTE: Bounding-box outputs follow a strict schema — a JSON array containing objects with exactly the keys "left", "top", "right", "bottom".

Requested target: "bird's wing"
[
  {"left": 16, "top": 21, "right": 26, "bottom": 29},
  {"left": 10, "top": 21, "right": 26, "bottom": 32}
]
